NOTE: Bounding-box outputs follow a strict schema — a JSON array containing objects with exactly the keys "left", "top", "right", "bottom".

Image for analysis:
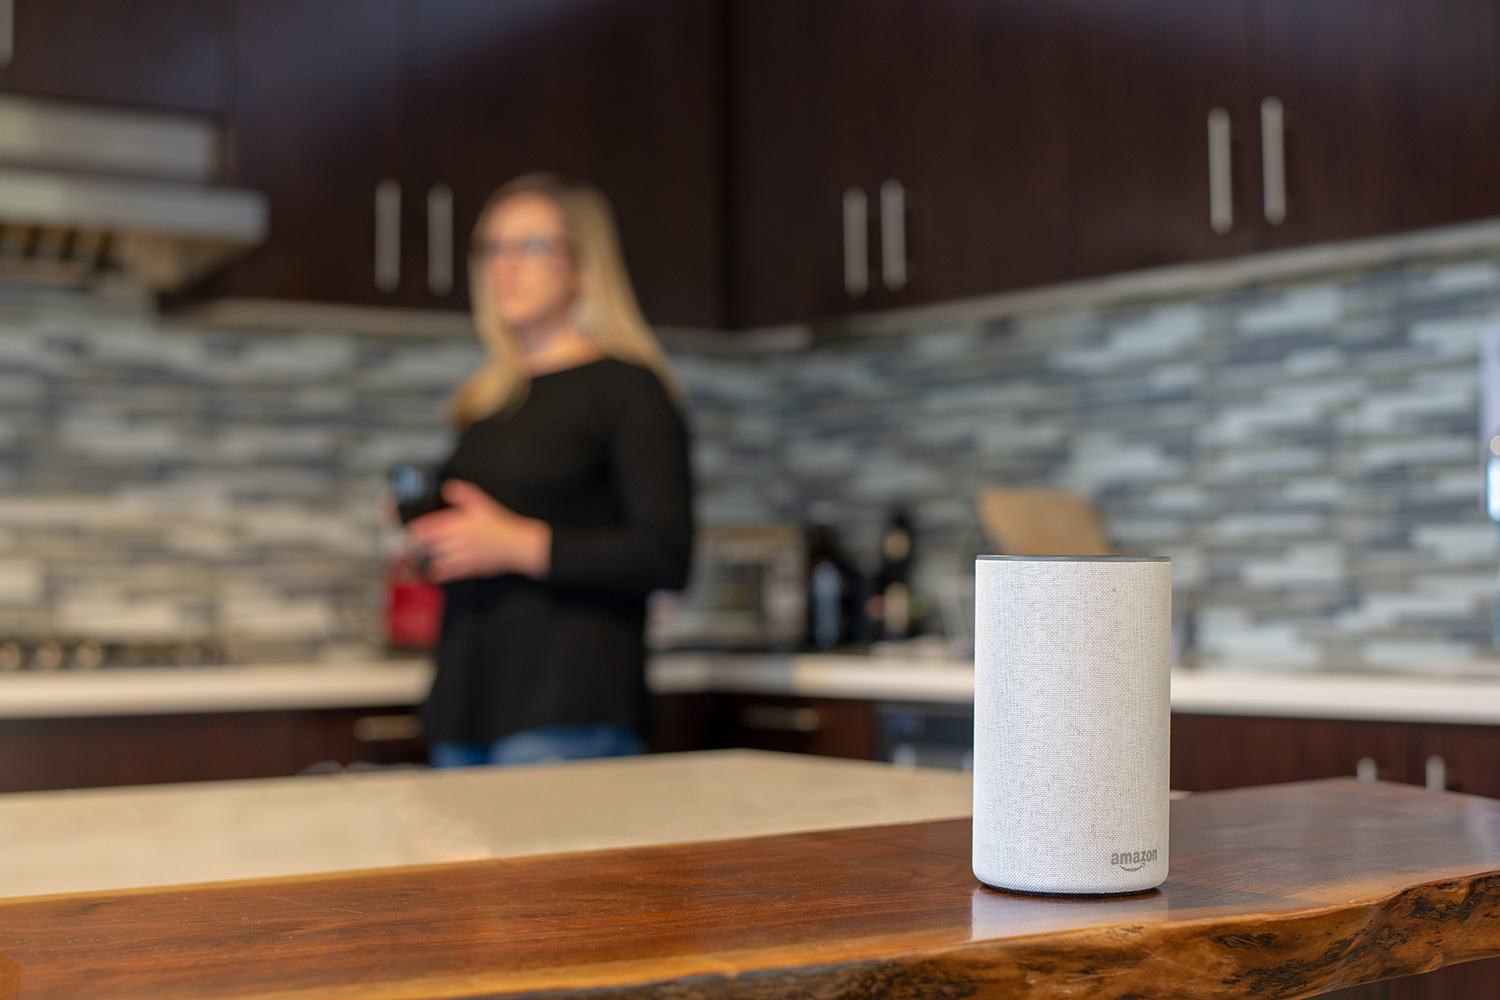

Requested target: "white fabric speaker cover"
[{"left": 972, "top": 555, "right": 1171, "bottom": 895}]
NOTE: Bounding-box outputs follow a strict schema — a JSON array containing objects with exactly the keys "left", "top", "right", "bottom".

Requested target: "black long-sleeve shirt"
[{"left": 420, "top": 358, "right": 694, "bottom": 744}]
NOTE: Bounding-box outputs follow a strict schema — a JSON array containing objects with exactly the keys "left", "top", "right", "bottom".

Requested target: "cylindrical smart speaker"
[{"left": 972, "top": 555, "right": 1171, "bottom": 895}]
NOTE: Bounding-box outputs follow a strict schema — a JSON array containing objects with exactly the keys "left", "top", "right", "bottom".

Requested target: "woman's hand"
[{"left": 405, "top": 480, "right": 551, "bottom": 582}]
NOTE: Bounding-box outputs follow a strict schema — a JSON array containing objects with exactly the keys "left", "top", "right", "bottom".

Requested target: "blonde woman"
[{"left": 406, "top": 174, "right": 693, "bottom": 767}]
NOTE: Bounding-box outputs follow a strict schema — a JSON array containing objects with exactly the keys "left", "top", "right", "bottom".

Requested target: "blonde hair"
[{"left": 448, "top": 174, "right": 682, "bottom": 428}]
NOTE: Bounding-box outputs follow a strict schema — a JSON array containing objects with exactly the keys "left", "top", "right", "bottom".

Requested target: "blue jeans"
[{"left": 429, "top": 723, "right": 646, "bottom": 768}]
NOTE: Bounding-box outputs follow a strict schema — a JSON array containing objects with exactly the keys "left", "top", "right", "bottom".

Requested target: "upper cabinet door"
[
  {"left": 897, "top": 0, "right": 1258, "bottom": 309},
  {"left": 1252, "top": 0, "right": 1500, "bottom": 246},
  {"left": 406, "top": 0, "right": 724, "bottom": 327},
  {"left": 732, "top": 0, "right": 1257, "bottom": 328},
  {"left": 731, "top": 0, "right": 893, "bottom": 327},
  {"left": 1019, "top": 1, "right": 1258, "bottom": 283},
  {"left": 0, "top": 0, "right": 228, "bottom": 114},
  {"left": 205, "top": 0, "right": 404, "bottom": 306}
]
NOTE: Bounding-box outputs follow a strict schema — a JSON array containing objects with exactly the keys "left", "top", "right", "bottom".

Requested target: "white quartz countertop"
[
  {"left": 2, "top": 652, "right": 1500, "bottom": 725},
  {"left": 1168, "top": 668, "right": 1500, "bottom": 725},
  {"left": 0, "top": 660, "right": 432, "bottom": 718},
  {"left": 0, "top": 749, "right": 973, "bottom": 900},
  {"left": 650, "top": 652, "right": 1500, "bottom": 725}
]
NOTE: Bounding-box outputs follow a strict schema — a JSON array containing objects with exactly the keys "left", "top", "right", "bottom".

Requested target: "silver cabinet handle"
[
  {"left": 374, "top": 178, "right": 401, "bottom": 293},
  {"left": 1261, "top": 97, "right": 1287, "bottom": 225},
  {"left": 1207, "top": 108, "right": 1233, "bottom": 234},
  {"left": 739, "top": 704, "right": 822, "bottom": 733},
  {"left": 842, "top": 186, "right": 868, "bottom": 297},
  {"left": 426, "top": 183, "right": 453, "bottom": 296},
  {"left": 1426, "top": 754, "right": 1449, "bottom": 792},
  {"left": 0, "top": 0, "right": 14, "bottom": 67},
  {"left": 880, "top": 178, "right": 906, "bottom": 291},
  {"left": 353, "top": 714, "right": 423, "bottom": 743}
]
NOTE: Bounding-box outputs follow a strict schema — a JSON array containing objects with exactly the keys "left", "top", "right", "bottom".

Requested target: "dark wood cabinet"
[
  {"left": 1252, "top": 0, "right": 1500, "bottom": 248},
  {"left": 651, "top": 692, "right": 878, "bottom": 760},
  {"left": 730, "top": 0, "right": 894, "bottom": 326},
  {"left": 194, "top": 0, "right": 405, "bottom": 308},
  {"left": 1171, "top": 713, "right": 1418, "bottom": 790},
  {"left": 731, "top": 1, "right": 1259, "bottom": 328},
  {"left": 404, "top": 0, "right": 724, "bottom": 326},
  {"left": 0, "top": 0, "right": 229, "bottom": 114},
  {"left": 731, "top": 0, "right": 1500, "bottom": 327},
  {"left": 1413, "top": 722, "right": 1500, "bottom": 800},
  {"left": 1035, "top": 2, "right": 1258, "bottom": 280},
  {"left": 0, "top": 706, "right": 425, "bottom": 793},
  {"left": 17, "top": 1, "right": 1500, "bottom": 327},
  {"left": 1171, "top": 712, "right": 1500, "bottom": 797},
  {"left": 1172, "top": 712, "right": 1500, "bottom": 803},
  {"left": 195, "top": 0, "right": 724, "bottom": 326}
]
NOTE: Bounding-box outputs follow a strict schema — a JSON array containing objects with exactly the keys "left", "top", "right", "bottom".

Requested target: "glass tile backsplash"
[{"left": 1, "top": 243, "right": 1498, "bottom": 673}]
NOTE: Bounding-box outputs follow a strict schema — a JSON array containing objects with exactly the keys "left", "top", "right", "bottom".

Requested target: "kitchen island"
[{"left": 1, "top": 752, "right": 1499, "bottom": 999}]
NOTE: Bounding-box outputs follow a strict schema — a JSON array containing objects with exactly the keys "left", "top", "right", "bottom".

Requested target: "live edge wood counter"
[{"left": 3, "top": 779, "right": 1499, "bottom": 1000}]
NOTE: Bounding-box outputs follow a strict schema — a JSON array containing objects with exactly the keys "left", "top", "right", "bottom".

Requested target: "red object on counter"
[{"left": 384, "top": 552, "right": 444, "bottom": 649}]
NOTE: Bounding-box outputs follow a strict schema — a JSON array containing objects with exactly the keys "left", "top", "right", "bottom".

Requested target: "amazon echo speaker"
[{"left": 972, "top": 555, "right": 1171, "bottom": 895}]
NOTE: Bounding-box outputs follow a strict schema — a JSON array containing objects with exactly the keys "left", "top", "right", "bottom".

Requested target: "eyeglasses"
[{"left": 472, "top": 236, "right": 569, "bottom": 262}]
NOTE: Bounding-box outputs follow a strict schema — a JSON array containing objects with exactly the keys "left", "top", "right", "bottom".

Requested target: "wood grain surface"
[{"left": 2, "top": 778, "right": 1500, "bottom": 1000}]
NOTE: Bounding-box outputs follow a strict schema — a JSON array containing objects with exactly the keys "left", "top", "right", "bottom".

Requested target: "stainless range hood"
[{"left": 0, "top": 94, "right": 267, "bottom": 291}]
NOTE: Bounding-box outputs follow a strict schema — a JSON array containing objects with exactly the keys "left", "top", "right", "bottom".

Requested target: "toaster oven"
[{"left": 647, "top": 525, "right": 806, "bottom": 650}]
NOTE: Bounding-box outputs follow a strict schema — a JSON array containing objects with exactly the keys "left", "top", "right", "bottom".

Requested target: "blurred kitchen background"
[{"left": 2, "top": 0, "right": 1500, "bottom": 800}]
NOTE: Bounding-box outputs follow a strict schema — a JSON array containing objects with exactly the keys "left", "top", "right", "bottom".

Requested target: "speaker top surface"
[{"left": 976, "top": 555, "right": 1170, "bottom": 562}]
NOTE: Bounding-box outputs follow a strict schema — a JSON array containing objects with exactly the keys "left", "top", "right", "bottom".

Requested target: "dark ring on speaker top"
[
  {"left": 975, "top": 555, "right": 1171, "bottom": 562},
  {"left": 975, "top": 879, "right": 1165, "bottom": 899}
]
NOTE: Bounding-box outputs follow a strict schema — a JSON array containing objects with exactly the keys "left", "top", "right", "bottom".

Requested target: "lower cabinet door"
[
  {"left": 0, "top": 708, "right": 426, "bottom": 793},
  {"left": 1170, "top": 713, "right": 1417, "bottom": 791},
  {"left": 719, "top": 695, "right": 878, "bottom": 760},
  {"left": 649, "top": 693, "right": 877, "bottom": 760},
  {"left": 1413, "top": 722, "right": 1500, "bottom": 800}
]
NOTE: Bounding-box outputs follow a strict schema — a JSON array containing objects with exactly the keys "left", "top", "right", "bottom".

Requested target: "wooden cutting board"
[{"left": 976, "top": 487, "right": 1114, "bottom": 555}]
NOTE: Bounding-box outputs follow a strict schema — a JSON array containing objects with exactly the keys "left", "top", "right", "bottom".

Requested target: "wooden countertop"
[{"left": 3, "top": 775, "right": 1500, "bottom": 999}]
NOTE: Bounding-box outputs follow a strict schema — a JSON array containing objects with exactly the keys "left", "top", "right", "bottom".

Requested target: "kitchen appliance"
[
  {"left": 647, "top": 525, "right": 805, "bottom": 650},
  {"left": 383, "top": 552, "right": 444, "bottom": 650},
  {"left": 805, "top": 522, "right": 855, "bottom": 649},
  {"left": 0, "top": 639, "right": 224, "bottom": 670},
  {"left": 878, "top": 701, "right": 972, "bottom": 771},
  {"left": 383, "top": 464, "right": 447, "bottom": 650},
  {"left": 0, "top": 94, "right": 266, "bottom": 291},
  {"left": 972, "top": 555, "right": 1171, "bottom": 896}
]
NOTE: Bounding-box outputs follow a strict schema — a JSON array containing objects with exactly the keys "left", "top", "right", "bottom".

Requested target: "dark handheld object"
[{"left": 391, "top": 464, "right": 448, "bottom": 524}]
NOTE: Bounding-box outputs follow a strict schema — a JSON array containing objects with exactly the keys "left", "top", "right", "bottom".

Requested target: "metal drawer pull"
[
  {"left": 427, "top": 183, "right": 453, "bottom": 296},
  {"left": 739, "top": 704, "right": 822, "bottom": 733},
  {"left": 0, "top": 0, "right": 13, "bottom": 67},
  {"left": 880, "top": 178, "right": 906, "bottom": 290},
  {"left": 842, "top": 187, "right": 868, "bottom": 297},
  {"left": 1207, "top": 108, "right": 1232, "bottom": 234},
  {"left": 374, "top": 178, "right": 401, "bottom": 292},
  {"left": 1426, "top": 755, "right": 1449, "bottom": 792},
  {"left": 1355, "top": 756, "right": 1378, "bottom": 782},
  {"left": 1261, "top": 96, "right": 1287, "bottom": 225},
  {"left": 353, "top": 714, "right": 423, "bottom": 743}
]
